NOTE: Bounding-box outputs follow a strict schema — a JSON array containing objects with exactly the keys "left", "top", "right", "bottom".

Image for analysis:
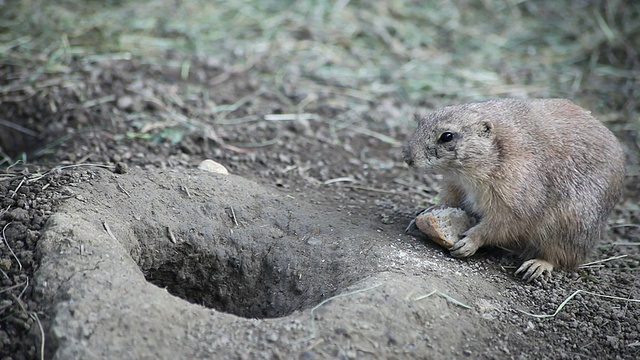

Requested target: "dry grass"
[
  {"left": 0, "top": 0, "right": 638, "bottom": 163},
  {"left": 2, "top": 1, "right": 639, "bottom": 103}
]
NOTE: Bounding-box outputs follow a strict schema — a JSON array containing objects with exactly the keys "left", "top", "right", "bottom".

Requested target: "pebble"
[
  {"left": 114, "top": 162, "right": 129, "bottom": 174},
  {"left": 116, "top": 96, "right": 134, "bottom": 111},
  {"left": 198, "top": 160, "right": 229, "bottom": 175}
]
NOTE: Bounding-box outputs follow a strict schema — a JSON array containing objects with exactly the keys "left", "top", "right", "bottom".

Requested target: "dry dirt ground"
[{"left": 0, "top": 58, "right": 639, "bottom": 359}]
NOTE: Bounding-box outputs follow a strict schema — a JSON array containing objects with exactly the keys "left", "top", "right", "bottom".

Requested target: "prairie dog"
[{"left": 403, "top": 99, "right": 626, "bottom": 281}]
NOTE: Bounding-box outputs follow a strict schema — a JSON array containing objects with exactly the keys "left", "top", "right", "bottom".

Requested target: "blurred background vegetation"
[{"left": 1, "top": 0, "right": 639, "bottom": 164}]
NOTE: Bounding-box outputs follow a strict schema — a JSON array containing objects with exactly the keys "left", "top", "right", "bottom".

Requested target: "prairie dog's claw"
[
  {"left": 515, "top": 259, "right": 554, "bottom": 282},
  {"left": 405, "top": 205, "right": 439, "bottom": 234},
  {"left": 405, "top": 218, "right": 418, "bottom": 233},
  {"left": 414, "top": 205, "right": 447, "bottom": 217},
  {"left": 449, "top": 236, "right": 480, "bottom": 258}
]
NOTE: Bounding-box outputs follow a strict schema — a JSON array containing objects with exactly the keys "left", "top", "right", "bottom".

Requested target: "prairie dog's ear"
[{"left": 481, "top": 120, "right": 494, "bottom": 135}]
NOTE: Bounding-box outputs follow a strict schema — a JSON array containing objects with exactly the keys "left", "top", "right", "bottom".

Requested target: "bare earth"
[{"left": 1, "top": 59, "right": 639, "bottom": 359}]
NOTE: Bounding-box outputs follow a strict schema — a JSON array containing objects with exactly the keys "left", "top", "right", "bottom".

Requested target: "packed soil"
[{"left": 1, "top": 58, "right": 639, "bottom": 359}]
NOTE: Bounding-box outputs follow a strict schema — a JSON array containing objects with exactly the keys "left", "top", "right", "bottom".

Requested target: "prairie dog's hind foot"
[{"left": 515, "top": 259, "right": 554, "bottom": 282}]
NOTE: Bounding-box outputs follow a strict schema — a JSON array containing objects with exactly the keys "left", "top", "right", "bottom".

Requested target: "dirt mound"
[{"left": 35, "top": 167, "right": 510, "bottom": 359}]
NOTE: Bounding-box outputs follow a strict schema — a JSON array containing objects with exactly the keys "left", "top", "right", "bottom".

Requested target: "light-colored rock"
[
  {"left": 415, "top": 207, "right": 475, "bottom": 249},
  {"left": 198, "top": 159, "right": 229, "bottom": 174}
]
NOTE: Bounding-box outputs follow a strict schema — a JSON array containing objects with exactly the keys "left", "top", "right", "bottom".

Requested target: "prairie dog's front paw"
[{"left": 449, "top": 236, "right": 480, "bottom": 258}]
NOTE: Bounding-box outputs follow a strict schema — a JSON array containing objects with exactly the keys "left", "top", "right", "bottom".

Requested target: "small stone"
[
  {"left": 523, "top": 321, "right": 535, "bottom": 333},
  {"left": 266, "top": 332, "right": 278, "bottom": 343},
  {"left": 114, "top": 162, "right": 129, "bottom": 174},
  {"left": 0, "top": 258, "right": 11, "bottom": 271},
  {"left": 5, "top": 208, "right": 29, "bottom": 223},
  {"left": 481, "top": 313, "right": 495, "bottom": 321},
  {"left": 0, "top": 300, "right": 12, "bottom": 310},
  {"left": 117, "top": 96, "right": 134, "bottom": 111},
  {"left": 198, "top": 160, "right": 229, "bottom": 175}
]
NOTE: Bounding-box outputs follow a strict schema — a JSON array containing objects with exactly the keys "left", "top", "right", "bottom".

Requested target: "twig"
[
  {"left": 263, "top": 113, "right": 320, "bottom": 121},
  {"left": 10, "top": 293, "right": 27, "bottom": 313},
  {"left": 0, "top": 281, "right": 27, "bottom": 294},
  {"left": 349, "top": 126, "right": 402, "bottom": 146},
  {"left": 344, "top": 184, "right": 398, "bottom": 195},
  {"left": 0, "top": 267, "right": 9, "bottom": 280},
  {"left": 323, "top": 177, "right": 356, "bottom": 185},
  {"left": 323, "top": 177, "right": 399, "bottom": 194},
  {"left": 5, "top": 160, "right": 24, "bottom": 172},
  {"left": 167, "top": 227, "right": 177, "bottom": 244},
  {"left": 298, "top": 283, "right": 381, "bottom": 343},
  {"left": 230, "top": 207, "right": 239, "bottom": 227},
  {"left": 11, "top": 178, "right": 26, "bottom": 199},
  {"left": 0, "top": 76, "right": 78, "bottom": 95},
  {"left": 518, "top": 289, "right": 640, "bottom": 319},
  {"left": 103, "top": 222, "right": 118, "bottom": 242},
  {"left": 230, "top": 131, "right": 282, "bottom": 148},
  {"left": 76, "top": 153, "right": 94, "bottom": 164},
  {"left": 413, "top": 290, "right": 437, "bottom": 301},
  {"left": 0, "top": 35, "right": 32, "bottom": 54},
  {"left": 2, "top": 222, "right": 22, "bottom": 271},
  {"left": 215, "top": 115, "right": 262, "bottom": 125},
  {"left": 213, "top": 88, "right": 264, "bottom": 123},
  {"left": 31, "top": 312, "right": 45, "bottom": 360},
  {"left": 593, "top": 9, "right": 616, "bottom": 43},
  {"left": 580, "top": 254, "right": 628, "bottom": 268},
  {"left": 0, "top": 118, "right": 38, "bottom": 136},
  {"left": 414, "top": 290, "right": 472, "bottom": 309},
  {"left": 117, "top": 183, "right": 131, "bottom": 198},
  {"left": 17, "top": 277, "right": 28, "bottom": 300},
  {"left": 197, "top": 122, "right": 252, "bottom": 153},
  {"left": 438, "top": 292, "right": 472, "bottom": 309},
  {"left": 80, "top": 95, "right": 116, "bottom": 109}
]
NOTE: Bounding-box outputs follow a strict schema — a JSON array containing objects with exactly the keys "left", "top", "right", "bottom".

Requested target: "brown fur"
[{"left": 403, "top": 99, "right": 625, "bottom": 279}]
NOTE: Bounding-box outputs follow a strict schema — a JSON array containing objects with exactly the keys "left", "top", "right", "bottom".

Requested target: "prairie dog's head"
[{"left": 403, "top": 105, "right": 499, "bottom": 177}]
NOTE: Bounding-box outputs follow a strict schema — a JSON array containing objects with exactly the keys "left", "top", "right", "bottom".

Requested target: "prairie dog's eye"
[{"left": 438, "top": 132, "right": 455, "bottom": 143}]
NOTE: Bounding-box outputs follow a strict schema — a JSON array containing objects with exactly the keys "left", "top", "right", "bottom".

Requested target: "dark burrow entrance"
[{"left": 130, "top": 211, "right": 370, "bottom": 319}]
